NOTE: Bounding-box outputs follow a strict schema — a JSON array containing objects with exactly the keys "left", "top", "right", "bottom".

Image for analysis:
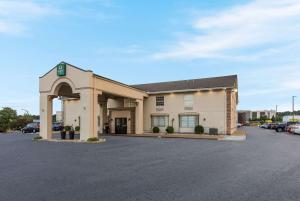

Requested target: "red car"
[{"left": 286, "top": 124, "right": 300, "bottom": 133}]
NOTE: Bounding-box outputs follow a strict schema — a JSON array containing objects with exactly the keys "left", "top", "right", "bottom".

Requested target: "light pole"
[{"left": 292, "top": 96, "right": 297, "bottom": 122}]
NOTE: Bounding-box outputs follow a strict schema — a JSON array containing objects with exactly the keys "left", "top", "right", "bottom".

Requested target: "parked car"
[
  {"left": 272, "top": 123, "right": 278, "bottom": 129},
  {"left": 275, "top": 123, "right": 286, "bottom": 132},
  {"left": 260, "top": 124, "right": 269, "bottom": 129},
  {"left": 22, "top": 122, "right": 40, "bottom": 133},
  {"left": 291, "top": 124, "right": 300, "bottom": 134},
  {"left": 294, "top": 125, "right": 300, "bottom": 135},
  {"left": 286, "top": 125, "right": 293, "bottom": 133},
  {"left": 287, "top": 124, "right": 300, "bottom": 133},
  {"left": 52, "top": 123, "right": 63, "bottom": 131},
  {"left": 267, "top": 123, "right": 277, "bottom": 129}
]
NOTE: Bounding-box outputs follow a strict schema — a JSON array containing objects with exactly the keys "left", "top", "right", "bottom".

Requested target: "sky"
[{"left": 0, "top": 0, "right": 300, "bottom": 115}]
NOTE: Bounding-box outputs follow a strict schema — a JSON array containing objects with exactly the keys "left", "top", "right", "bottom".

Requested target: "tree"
[
  {"left": 0, "top": 107, "right": 17, "bottom": 132},
  {"left": 271, "top": 115, "right": 276, "bottom": 122},
  {"left": 11, "top": 114, "right": 34, "bottom": 130},
  {"left": 260, "top": 115, "right": 268, "bottom": 123},
  {"left": 275, "top": 115, "right": 283, "bottom": 122}
]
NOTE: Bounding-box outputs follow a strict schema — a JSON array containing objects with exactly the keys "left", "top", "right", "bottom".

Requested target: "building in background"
[
  {"left": 55, "top": 111, "right": 63, "bottom": 123},
  {"left": 282, "top": 115, "right": 300, "bottom": 123},
  {"left": 238, "top": 110, "right": 276, "bottom": 124}
]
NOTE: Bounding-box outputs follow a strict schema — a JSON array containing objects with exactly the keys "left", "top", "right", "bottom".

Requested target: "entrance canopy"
[{"left": 39, "top": 62, "right": 148, "bottom": 141}]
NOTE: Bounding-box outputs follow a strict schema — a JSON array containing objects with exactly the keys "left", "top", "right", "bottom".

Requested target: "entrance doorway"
[{"left": 115, "top": 118, "right": 127, "bottom": 134}]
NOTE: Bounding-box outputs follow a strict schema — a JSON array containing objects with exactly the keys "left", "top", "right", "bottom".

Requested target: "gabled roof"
[
  {"left": 40, "top": 62, "right": 148, "bottom": 95},
  {"left": 41, "top": 62, "right": 238, "bottom": 95},
  {"left": 131, "top": 75, "right": 238, "bottom": 93},
  {"left": 39, "top": 61, "right": 91, "bottom": 78}
]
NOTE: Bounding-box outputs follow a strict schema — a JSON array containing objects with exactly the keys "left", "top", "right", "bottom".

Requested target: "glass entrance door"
[{"left": 115, "top": 118, "right": 127, "bottom": 134}]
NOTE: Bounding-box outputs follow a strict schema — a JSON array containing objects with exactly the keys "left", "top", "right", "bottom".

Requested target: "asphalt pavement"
[{"left": 0, "top": 127, "right": 300, "bottom": 201}]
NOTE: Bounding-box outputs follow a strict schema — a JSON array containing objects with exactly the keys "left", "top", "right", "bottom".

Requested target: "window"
[
  {"left": 180, "top": 115, "right": 199, "bottom": 128},
  {"left": 184, "top": 94, "right": 194, "bottom": 107},
  {"left": 156, "top": 96, "right": 164, "bottom": 107},
  {"left": 152, "top": 116, "right": 168, "bottom": 127},
  {"left": 124, "top": 99, "right": 136, "bottom": 107},
  {"left": 252, "top": 112, "right": 257, "bottom": 119}
]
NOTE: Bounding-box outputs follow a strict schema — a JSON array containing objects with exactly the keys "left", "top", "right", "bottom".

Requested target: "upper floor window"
[
  {"left": 124, "top": 99, "right": 136, "bottom": 108},
  {"left": 156, "top": 96, "right": 164, "bottom": 107},
  {"left": 184, "top": 94, "right": 194, "bottom": 107}
]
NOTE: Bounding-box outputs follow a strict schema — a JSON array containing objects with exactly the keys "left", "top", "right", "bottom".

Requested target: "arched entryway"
[
  {"left": 40, "top": 62, "right": 147, "bottom": 141},
  {"left": 55, "top": 82, "right": 80, "bottom": 139},
  {"left": 42, "top": 81, "right": 81, "bottom": 140}
]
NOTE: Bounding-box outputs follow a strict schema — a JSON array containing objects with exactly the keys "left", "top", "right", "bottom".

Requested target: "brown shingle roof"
[{"left": 131, "top": 75, "right": 237, "bottom": 93}]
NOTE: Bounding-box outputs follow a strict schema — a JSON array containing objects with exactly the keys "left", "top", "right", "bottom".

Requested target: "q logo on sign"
[{"left": 57, "top": 63, "right": 66, "bottom": 77}]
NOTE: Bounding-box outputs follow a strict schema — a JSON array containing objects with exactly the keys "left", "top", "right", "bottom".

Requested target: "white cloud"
[
  {"left": 0, "top": 0, "right": 57, "bottom": 35},
  {"left": 239, "top": 64, "right": 300, "bottom": 96},
  {"left": 153, "top": 0, "right": 300, "bottom": 60}
]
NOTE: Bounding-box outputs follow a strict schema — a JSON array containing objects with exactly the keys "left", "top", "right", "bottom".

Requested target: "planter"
[
  {"left": 61, "top": 131, "right": 66, "bottom": 140},
  {"left": 69, "top": 131, "right": 75, "bottom": 140}
]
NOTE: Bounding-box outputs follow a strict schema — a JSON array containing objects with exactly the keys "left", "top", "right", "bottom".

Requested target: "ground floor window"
[
  {"left": 180, "top": 115, "right": 199, "bottom": 128},
  {"left": 152, "top": 116, "right": 168, "bottom": 127}
]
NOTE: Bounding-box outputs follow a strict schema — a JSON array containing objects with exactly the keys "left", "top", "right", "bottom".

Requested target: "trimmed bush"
[
  {"left": 87, "top": 137, "right": 99, "bottom": 142},
  {"left": 153, "top": 127, "right": 160, "bottom": 133},
  {"left": 195, "top": 125, "right": 204, "bottom": 134},
  {"left": 166, "top": 126, "right": 174, "bottom": 134},
  {"left": 64, "top": 125, "right": 72, "bottom": 132},
  {"left": 75, "top": 126, "right": 80, "bottom": 132},
  {"left": 33, "top": 135, "right": 42, "bottom": 141}
]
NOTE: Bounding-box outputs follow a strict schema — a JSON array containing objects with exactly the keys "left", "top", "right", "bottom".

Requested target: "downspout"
[
  {"left": 224, "top": 89, "right": 227, "bottom": 135},
  {"left": 93, "top": 76, "right": 95, "bottom": 138}
]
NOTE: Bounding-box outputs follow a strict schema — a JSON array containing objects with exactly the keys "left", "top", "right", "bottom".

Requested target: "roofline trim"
[
  {"left": 132, "top": 75, "right": 238, "bottom": 86},
  {"left": 39, "top": 61, "right": 91, "bottom": 79},
  {"left": 93, "top": 74, "right": 148, "bottom": 96},
  {"left": 145, "top": 87, "right": 236, "bottom": 95},
  {"left": 40, "top": 61, "right": 148, "bottom": 97}
]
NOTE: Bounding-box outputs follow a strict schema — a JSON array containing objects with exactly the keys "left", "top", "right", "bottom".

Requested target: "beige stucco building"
[{"left": 40, "top": 62, "right": 238, "bottom": 141}]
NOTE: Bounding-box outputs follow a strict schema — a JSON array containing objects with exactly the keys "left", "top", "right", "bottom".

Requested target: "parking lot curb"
[
  {"left": 34, "top": 139, "right": 106, "bottom": 144},
  {"left": 219, "top": 135, "right": 247, "bottom": 141}
]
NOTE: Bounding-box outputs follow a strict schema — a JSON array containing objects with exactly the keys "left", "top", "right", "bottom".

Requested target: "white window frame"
[
  {"left": 184, "top": 94, "right": 194, "bottom": 107},
  {"left": 179, "top": 115, "right": 199, "bottom": 128},
  {"left": 156, "top": 96, "right": 165, "bottom": 107},
  {"left": 152, "top": 116, "right": 168, "bottom": 127}
]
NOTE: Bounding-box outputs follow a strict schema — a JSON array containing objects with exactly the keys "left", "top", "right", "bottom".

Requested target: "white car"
[
  {"left": 294, "top": 125, "right": 300, "bottom": 134},
  {"left": 260, "top": 124, "right": 268, "bottom": 129}
]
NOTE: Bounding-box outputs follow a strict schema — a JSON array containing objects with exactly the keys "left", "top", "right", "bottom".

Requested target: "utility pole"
[
  {"left": 292, "top": 96, "right": 297, "bottom": 122},
  {"left": 275, "top": 105, "right": 278, "bottom": 118}
]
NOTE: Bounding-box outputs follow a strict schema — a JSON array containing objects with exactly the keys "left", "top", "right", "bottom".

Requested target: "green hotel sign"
[{"left": 57, "top": 63, "right": 66, "bottom": 77}]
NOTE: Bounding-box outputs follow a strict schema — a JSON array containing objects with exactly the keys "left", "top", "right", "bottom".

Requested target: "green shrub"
[
  {"left": 166, "top": 126, "right": 174, "bottom": 134},
  {"left": 87, "top": 137, "right": 99, "bottom": 142},
  {"left": 195, "top": 125, "right": 204, "bottom": 134},
  {"left": 33, "top": 135, "right": 42, "bottom": 141},
  {"left": 153, "top": 127, "right": 160, "bottom": 133},
  {"left": 75, "top": 126, "right": 80, "bottom": 132},
  {"left": 64, "top": 125, "right": 71, "bottom": 131}
]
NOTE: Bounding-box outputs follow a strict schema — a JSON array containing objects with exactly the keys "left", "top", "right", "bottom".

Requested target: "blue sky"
[{"left": 0, "top": 0, "right": 300, "bottom": 115}]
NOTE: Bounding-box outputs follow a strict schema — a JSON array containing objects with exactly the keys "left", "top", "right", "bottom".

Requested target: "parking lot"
[{"left": 1, "top": 127, "right": 300, "bottom": 201}]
